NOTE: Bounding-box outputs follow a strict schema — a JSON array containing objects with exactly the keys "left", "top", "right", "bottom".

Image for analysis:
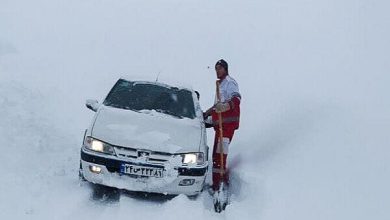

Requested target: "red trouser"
[{"left": 212, "top": 128, "right": 235, "bottom": 191}]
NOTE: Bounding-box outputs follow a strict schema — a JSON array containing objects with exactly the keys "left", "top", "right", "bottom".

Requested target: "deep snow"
[{"left": 1, "top": 0, "right": 390, "bottom": 219}]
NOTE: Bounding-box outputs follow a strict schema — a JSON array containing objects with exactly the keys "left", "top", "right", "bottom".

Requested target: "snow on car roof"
[{"left": 119, "top": 75, "right": 194, "bottom": 92}]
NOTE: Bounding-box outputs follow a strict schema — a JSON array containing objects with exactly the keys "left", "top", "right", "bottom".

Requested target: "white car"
[{"left": 79, "top": 78, "right": 209, "bottom": 196}]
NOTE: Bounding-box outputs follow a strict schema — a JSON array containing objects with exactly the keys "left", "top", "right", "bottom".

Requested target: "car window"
[{"left": 103, "top": 79, "right": 196, "bottom": 119}]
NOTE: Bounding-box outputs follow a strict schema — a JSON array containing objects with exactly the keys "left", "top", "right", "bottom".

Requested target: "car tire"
[
  {"left": 91, "top": 184, "right": 120, "bottom": 202},
  {"left": 187, "top": 193, "right": 200, "bottom": 200},
  {"left": 79, "top": 161, "right": 86, "bottom": 181}
]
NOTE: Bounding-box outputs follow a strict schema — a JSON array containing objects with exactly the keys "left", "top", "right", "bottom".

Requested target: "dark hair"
[{"left": 215, "top": 59, "right": 228, "bottom": 72}]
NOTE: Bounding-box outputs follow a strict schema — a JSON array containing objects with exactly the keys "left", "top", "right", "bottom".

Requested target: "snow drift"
[{"left": 1, "top": 0, "right": 389, "bottom": 219}]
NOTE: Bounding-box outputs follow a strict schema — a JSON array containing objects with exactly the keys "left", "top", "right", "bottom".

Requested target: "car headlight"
[
  {"left": 84, "top": 137, "right": 116, "bottom": 155},
  {"left": 180, "top": 153, "right": 204, "bottom": 165}
]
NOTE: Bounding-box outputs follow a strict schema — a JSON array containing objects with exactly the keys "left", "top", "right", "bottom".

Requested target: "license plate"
[{"left": 120, "top": 164, "right": 164, "bottom": 178}]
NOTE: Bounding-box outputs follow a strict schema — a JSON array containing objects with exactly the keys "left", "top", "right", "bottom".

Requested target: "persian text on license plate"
[{"left": 120, "top": 164, "right": 164, "bottom": 178}]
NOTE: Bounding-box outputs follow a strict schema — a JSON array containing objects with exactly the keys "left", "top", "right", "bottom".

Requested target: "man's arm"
[
  {"left": 202, "top": 106, "right": 214, "bottom": 128},
  {"left": 215, "top": 80, "right": 241, "bottom": 113},
  {"left": 203, "top": 106, "right": 214, "bottom": 118}
]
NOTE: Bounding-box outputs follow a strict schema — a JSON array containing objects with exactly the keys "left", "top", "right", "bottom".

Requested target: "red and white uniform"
[{"left": 205, "top": 75, "right": 241, "bottom": 190}]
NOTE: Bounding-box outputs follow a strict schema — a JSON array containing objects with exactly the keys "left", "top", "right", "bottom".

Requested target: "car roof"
[{"left": 119, "top": 78, "right": 194, "bottom": 93}]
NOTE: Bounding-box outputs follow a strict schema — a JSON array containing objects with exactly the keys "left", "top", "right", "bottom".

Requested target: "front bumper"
[{"left": 80, "top": 150, "right": 208, "bottom": 196}]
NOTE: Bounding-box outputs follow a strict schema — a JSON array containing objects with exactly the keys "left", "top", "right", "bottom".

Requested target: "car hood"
[{"left": 91, "top": 106, "right": 202, "bottom": 154}]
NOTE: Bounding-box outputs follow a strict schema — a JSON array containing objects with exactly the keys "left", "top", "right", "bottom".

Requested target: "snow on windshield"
[{"left": 103, "top": 79, "right": 196, "bottom": 119}]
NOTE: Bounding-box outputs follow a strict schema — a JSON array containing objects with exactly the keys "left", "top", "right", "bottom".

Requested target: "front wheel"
[
  {"left": 187, "top": 193, "right": 200, "bottom": 200},
  {"left": 91, "top": 184, "right": 120, "bottom": 202},
  {"left": 79, "top": 161, "right": 86, "bottom": 181}
]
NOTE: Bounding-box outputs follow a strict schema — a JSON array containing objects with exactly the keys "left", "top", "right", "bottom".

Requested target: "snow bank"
[{"left": 1, "top": 0, "right": 389, "bottom": 219}]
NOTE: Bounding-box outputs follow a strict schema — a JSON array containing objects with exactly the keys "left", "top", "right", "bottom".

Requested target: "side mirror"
[
  {"left": 86, "top": 99, "right": 99, "bottom": 112},
  {"left": 195, "top": 91, "right": 200, "bottom": 100}
]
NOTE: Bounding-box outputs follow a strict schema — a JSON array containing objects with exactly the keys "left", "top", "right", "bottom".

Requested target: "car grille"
[{"left": 114, "top": 146, "right": 174, "bottom": 165}]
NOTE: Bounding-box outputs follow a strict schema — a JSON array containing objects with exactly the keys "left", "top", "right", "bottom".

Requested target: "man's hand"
[
  {"left": 203, "top": 112, "right": 214, "bottom": 128},
  {"left": 215, "top": 102, "right": 230, "bottom": 113}
]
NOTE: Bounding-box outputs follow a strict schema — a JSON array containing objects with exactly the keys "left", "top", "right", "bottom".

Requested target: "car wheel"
[
  {"left": 91, "top": 184, "right": 120, "bottom": 202},
  {"left": 79, "top": 161, "right": 86, "bottom": 181},
  {"left": 187, "top": 193, "right": 200, "bottom": 200}
]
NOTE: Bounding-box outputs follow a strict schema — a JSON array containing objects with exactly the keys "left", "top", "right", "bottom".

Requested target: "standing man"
[{"left": 204, "top": 59, "right": 241, "bottom": 192}]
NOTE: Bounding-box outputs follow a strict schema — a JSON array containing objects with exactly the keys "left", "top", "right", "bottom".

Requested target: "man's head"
[{"left": 215, "top": 59, "right": 228, "bottom": 79}]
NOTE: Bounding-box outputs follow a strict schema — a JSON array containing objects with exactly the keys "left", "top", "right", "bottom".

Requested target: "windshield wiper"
[{"left": 154, "top": 109, "right": 183, "bottom": 119}]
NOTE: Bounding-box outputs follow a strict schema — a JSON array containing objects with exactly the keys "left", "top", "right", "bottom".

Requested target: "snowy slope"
[{"left": 1, "top": 0, "right": 390, "bottom": 219}]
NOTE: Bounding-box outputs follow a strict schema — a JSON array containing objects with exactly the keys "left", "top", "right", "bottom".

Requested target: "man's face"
[{"left": 215, "top": 65, "right": 227, "bottom": 79}]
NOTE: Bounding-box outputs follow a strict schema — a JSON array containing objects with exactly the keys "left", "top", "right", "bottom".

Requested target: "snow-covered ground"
[{"left": 1, "top": 0, "right": 389, "bottom": 219}]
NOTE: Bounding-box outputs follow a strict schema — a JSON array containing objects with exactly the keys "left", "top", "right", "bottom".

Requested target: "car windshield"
[{"left": 103, "top": 79, "right": 196, "bottom": 119}]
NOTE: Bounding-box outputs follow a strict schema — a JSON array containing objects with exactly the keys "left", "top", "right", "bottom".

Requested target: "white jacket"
[{"left": 215, "top": 75, "right": 241, "bottom": 103}]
